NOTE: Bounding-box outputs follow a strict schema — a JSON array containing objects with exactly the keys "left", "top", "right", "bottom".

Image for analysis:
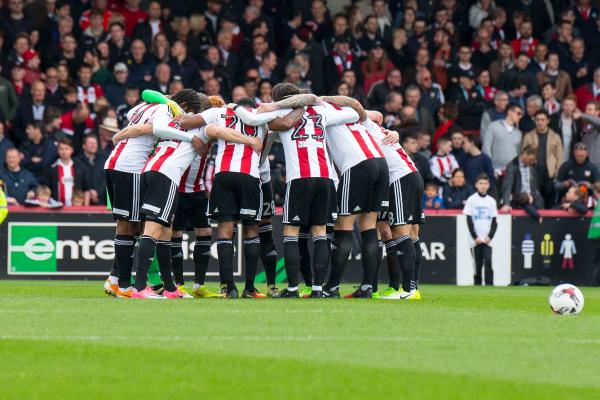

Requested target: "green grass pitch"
[{"left": 1, "top": 281, "right": 599, "bottom": 400}]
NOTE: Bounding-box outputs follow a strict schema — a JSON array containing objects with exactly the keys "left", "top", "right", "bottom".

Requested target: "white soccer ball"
[{"left": 549, "top": 284, "right": 584, "bottom": 315}]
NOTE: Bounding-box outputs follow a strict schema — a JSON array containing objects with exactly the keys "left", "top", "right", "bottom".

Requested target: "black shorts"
[
  {"left": 379, "top": 172, "right": 425, "bottom": 226},
  {"left": 140, "top": 171, "right": 179, "bottom": 227},
  {"left": 328, "top": 179, "right": 338, "bottom": 225},
  {"left": 208, "top": 172, "right": 262, "bottom": 225},
  {"left": 261, "top": 181, "right": 275, "bottom": 219},
  {"left": 338, "top": 158, "right": 389, "bottom": 216},
  {"left": 105, "top": 169, "right": 142, "bottom": 222},
  {"left": 172, "top": 191, "right": 210, "bottom": 231},
  {"left": 283, "top": 177, "right": 335, "bottom": 226}
]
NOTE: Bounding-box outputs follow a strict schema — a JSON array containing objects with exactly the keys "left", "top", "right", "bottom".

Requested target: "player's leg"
[
  {"left": 298, "top": 225, "right": 313, "bottom": 298},
  {"left": 409, "top": 173, "right": 425, "bottom": 298},
  {"left": 392, "top": 224, "right": 415, "bottom": 296},
  {"left": 473, "top": 244, "right": 483, "bottom": 285},
  {"left": 258, "top": 181, "right": 279, "bottom": 296},
  {"left": 242, "top": 223, "right": 265, "bottom": 298},
  {"left": 216, "top": 220, "right": 238, "bottom": 298},
  {"left": 190, "top": 226, "right": 219, "bottom": 297},
  {"left": 411, "top": 224, "right": 423, "bottom": 299},
  {"left": 170, "top": 230, "right": 185, "bottom": 287}
]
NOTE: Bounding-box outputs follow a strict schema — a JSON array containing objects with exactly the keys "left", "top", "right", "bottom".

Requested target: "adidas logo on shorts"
[
  {"left": 408, "top": 215, "right": 413, "bottom": 221},
  {"left": 293, "top": 215, "right": 301, "bottom": 222},
  {"left": 353, "top": 206, "right": 361, "bottom": 212},
  {"left": 214, "top": 207, "right": 219, "bottom": 212}
]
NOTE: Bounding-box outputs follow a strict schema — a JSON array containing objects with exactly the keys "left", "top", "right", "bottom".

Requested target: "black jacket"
[
  {"left": 502, "top": 157, "right": 544, "bottom": 208},
  {"left": 549, "top": 114, "right": 582, "bottom": 159},
  {"left": 442, "top": 183, "right": 474, "bottom": 209}
]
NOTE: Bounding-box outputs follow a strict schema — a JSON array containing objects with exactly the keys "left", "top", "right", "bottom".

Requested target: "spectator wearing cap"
[
  {"left": 0, "top": 65, "right": 18, "bottom": 122},
  {"left": 12, "top": 81, "right": 47, "bottom": 146},
  {"left": 575, "top": 67, "right": 600, "bottom": 111},
  {"left": 22, "top": 49, "right": 41, "bottom": 85},
  {"left": 499, "top": 52, "right": 538, "bottom": 96},
  {"left": 522, "top": 110, "right": 564, "bottom": 206},
  {"left": 107, "top": 22, "right": 131, "bottom": 69},
  {"left": 360, "top": 41, "right": 394, "bottom": 94},
  {"left": 324, "top": 35, "right": 359, "bottom": 93},
  {"left": 105, "top": 63, "right": 129, "bottom": 108},
  {"left": 447, "top": 71, "right": 486, "bottom": 132},
  {"left": 82, "top": 9, "right": 108, "bottom": 51},
  {"left": 75, "top": 135, "right": 106, "bottom": 205},
  {"left": 19, "top": 121, "right": 57, "bottom": 179},
  {"left": 169, "top": 40, "right": 198, "bottom": 88},
  {"left": 127, "top": 39, "right": 156, "bottom": 88},
  {"left": 537, "top": 52, "right": 573, "bottom": 102},
  {"left": 98, "top": 117, "right": 118, "bottom": 158},
  {"left": 1, "top": 0, "right": 33, "bottom": 52},
  {"left": 133, "top": 1, "right": 163, "bottom": 49},
  {"left": 147, "top": 63, "right": 171, "bottom": 95},
  {"left": 554, "top": 142, "right": 600, "bottom": 200},
  {"left": 0, "top": 147, "right": 38, "bottom": 205}
]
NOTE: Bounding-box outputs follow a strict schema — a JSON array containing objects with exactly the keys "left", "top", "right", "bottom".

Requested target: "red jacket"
[
  {"left": 575, "top": 83, "right": 600, "bottom": 110},
  {"left": 511, "top": 37, "right": 539, "bottom": 58}
]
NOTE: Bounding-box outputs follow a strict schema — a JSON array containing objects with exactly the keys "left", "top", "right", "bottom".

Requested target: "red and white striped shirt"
[
  {"left": 269, "top": 105, "right": 359, "bottom": 182},
  {"left": 77, "top": 84, "right": 104, "bottom": 105},
  {"left": 178, "top": 154, "right": 208, "bottom": 193},
  {"left": 323, "top": 103, "right": 384, "bottom": 174},
  {"left": 200, "top": 107, "right": 265, "bottom": 179},
  {"left": 364, "top": 119, "right": 417, "bottom": 182},
  {"left": 55, "top": 160, "right": 75, "bottom": 206},
  {"left": 104, "top": 102, "right": 169, "bottom": 173},
  {"left": 142, "top": 119, "right": 209, "bottom": 184},
  {"left": 430, "top": 154, "right": 459, "bottom": 183}
]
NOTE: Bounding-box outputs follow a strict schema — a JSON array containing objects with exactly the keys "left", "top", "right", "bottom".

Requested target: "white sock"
[
  {"left": 312, "top": 285, "right": 322, "bottom": 291},
  {"left": 287, "top": 286, "right": 298, "bottom": 292},
  {"left": 192, "top": 283, "right": 201, "bottom": 290},
  {"left": 108, "top": 276, "right": 118, "bottom": 284},
  {"left": 360, "top": 284, "right": 372, "bottom": 291}
]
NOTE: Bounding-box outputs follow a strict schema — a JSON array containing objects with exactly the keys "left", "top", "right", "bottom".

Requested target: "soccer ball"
[{"left": 549, "top": 284, "right": 584, "bottom": 315}]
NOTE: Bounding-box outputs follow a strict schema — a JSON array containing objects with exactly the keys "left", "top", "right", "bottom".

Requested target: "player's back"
[
  {"left": 201, "top": 106, "right": 265, "bottom": 178},
  {"left": 105, "top": 102, "right": 170, "bottom": 173},
  {"left": 364, "top": 118, "right": 417, "bottom": 182}
]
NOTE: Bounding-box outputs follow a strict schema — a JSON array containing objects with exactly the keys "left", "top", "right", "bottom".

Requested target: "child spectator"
[
  {"left": 463, "top": 173, "right": 498, "bottom": 285},
  {"left": 429, "top": 135, "right": 460, "bottom": 185},
  {"left": 443, "top": 169, "right": 474, "bottom": 209},
  {"left": 559, "top": 186, "right": 588, "bottom": 215},
  {"left": 423, "top": 182, "right": 444, "bottom": 209},
  {"left": 71, "top": 189, "right": 85, "bottom": 206},
  {"left": 41, "top": 138, "right": 89, "bottom": 207},
  {"left": 24, "top": 185, "right": 63, "bottom": 208}
]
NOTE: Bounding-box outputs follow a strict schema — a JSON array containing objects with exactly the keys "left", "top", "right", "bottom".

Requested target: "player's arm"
[
  {"left": 322, "top": 105, "right": 359, "bottom": 126},
  {"left": 256, "top": 94, "right": 318, "bottom": 113},
  {"left": 152, "top": 112, "right": 196, "bottom": 142},
  {"left": 234, "top": 106, "right": 282, "bottom": 127},
  {"left": 179, "top": 114, "right": 208, "bottom": 130},
  {"left": 112, "top": 123, "right": 153, "bottom": 144},
  {"left": 319, "top": 95, "right": 367, "bottom": 121},
  {"left": 205, "top": 124, "right": 262, "bottom": 154},
  {"left": 366, "top": 110, "right": 383, "bottom": 125},
  {"left": 268, "top": 107, "right": 305, "bottom": 131}
]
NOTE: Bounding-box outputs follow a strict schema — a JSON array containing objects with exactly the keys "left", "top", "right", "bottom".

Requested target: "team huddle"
[{"left": 102, "top": 82, "right": 424, "bottom": 300}]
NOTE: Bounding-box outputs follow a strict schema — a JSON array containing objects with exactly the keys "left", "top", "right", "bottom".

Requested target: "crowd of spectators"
[{"left": 1, "top": 0, "right": 600, "bottom": 216}]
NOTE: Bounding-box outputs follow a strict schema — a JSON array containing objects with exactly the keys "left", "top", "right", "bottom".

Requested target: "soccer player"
[
  {"left": 103, "top": 91, "right": 204, "bottom": 297},
  {"left": 258, "top": 158, "right": 280, "bottom": 297},
  {"left": 180, "top": 96, "right": 305, "bottom": 298},
  {"left": 369, "top": 116, "right": 425, "bottom": 300},
  {"left": 236, "top": 83, "right": 360, "bottom": 297},
  {"left": 115, "top": 91, "right": 262, "bottom": 298},
  {"left": 313, "top": 96, "right": 390, "bottom": 299}
]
